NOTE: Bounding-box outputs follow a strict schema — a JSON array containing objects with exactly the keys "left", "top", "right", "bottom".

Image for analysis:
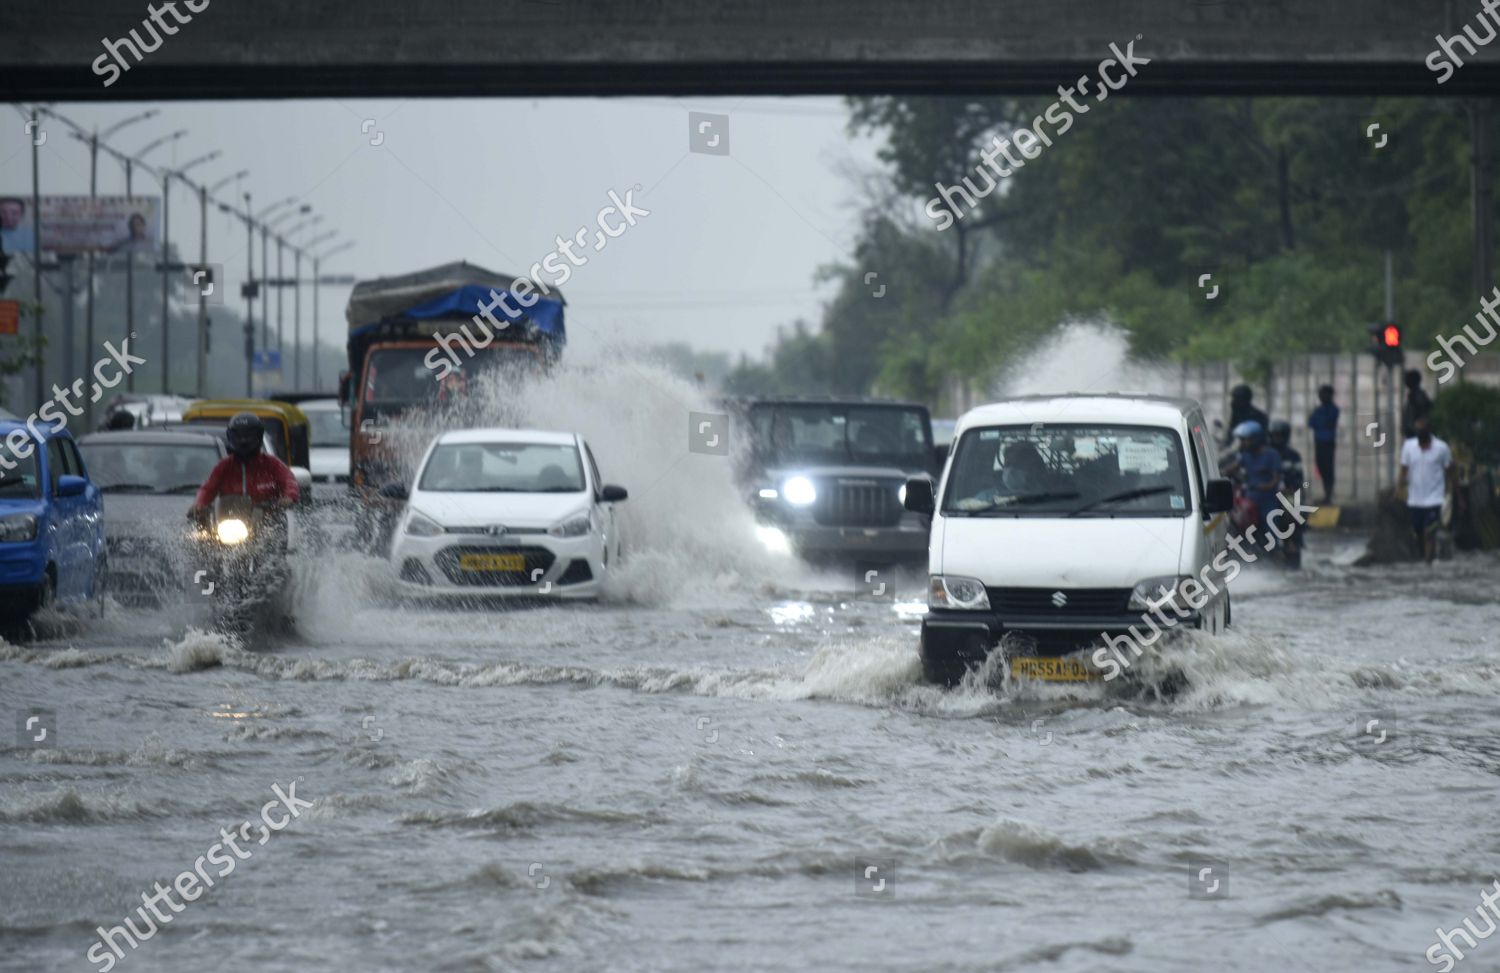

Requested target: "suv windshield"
[
  {"left": 944, "top": 424, "right": 1191, "bottom": 517},
  {"left": 80, "top": 441, "right": 221, "bottom": 493},
  {"left": 0, "top": 441, "right": 41, "bottom": 499},
  {"left": 750, "top": 404, "right": 931, "bottom": 467},
  {"left": 419, "top": 442, "right": 586, "bottom": 493},
  {"left": 366, "top": 345, "right": 541, "bottom": 406}
]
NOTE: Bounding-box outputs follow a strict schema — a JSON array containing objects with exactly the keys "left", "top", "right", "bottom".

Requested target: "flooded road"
[{"left": 3, "top": 534, "right": 1499, "bottom": 973}]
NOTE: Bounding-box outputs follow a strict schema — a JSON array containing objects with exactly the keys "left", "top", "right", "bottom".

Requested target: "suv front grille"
[
  {"left": 987, "top": 587, "right": 1132, "bottom": 616},
  {"left": 811, "top": 479, "right": 902, "bottom": 527}
]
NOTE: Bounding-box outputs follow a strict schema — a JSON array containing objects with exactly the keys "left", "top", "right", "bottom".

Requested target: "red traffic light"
[{"left": 1381, "top": 323, "right": 1401, "bottom": 348}]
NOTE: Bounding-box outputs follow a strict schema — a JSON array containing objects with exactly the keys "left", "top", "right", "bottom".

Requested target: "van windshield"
[{"left": 943, "top": 424, "right": 1191, "bottom": 517}]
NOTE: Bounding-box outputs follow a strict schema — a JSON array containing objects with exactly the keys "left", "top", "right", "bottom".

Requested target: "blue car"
[{"left": 0, "top": 419, "right": 106, "bottom": 620}]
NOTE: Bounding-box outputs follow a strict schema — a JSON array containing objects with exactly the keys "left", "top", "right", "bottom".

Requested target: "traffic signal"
[{"left": 1368, "top": 321, "right": 1403, "bottom": 367}]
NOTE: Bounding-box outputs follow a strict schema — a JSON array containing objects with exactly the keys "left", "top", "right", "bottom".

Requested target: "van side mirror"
[
  {"left": 903, "top": 477, "right": 935, "bottom": 515},
  {"left": 1203, "top": 478, "right": 1234, "bottom": 515},
  {"left": 601, "top": 484, "right": 628, "bottom": 502},
  {"left": 338, "top": 370, "right": 351, "bottom": 406},
  {"left": 380, "top": 481, "right": 408, "bottom": 501},
  {"left": 57, "top": 474, "right": 88, "bottom": 498}
]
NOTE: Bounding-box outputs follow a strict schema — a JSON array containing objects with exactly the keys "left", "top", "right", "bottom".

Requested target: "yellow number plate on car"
[
  {"left": 458, "top": 553, "right": 526, "bottom": 572},
  {"left": 1009, "top": 656, "right": 1100, "bottom": 682}
]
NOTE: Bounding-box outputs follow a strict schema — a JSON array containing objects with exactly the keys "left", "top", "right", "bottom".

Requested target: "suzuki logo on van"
[{"left": 1050, "top": 591, "right": 1068, "bottom": 608}]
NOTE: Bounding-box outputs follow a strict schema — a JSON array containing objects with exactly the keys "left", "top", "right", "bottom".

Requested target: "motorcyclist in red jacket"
[{"left": 189, "top": 412, "right": 300, "bottom": 516}]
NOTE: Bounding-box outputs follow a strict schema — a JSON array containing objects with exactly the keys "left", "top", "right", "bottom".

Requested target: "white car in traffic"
[{"left": 388, "top": 429, "right": 627, "bottom": 599}]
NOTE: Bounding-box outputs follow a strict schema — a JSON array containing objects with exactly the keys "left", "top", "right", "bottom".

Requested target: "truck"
[{"left": 339, "top": 261, "right": 565, "bottom": 544}]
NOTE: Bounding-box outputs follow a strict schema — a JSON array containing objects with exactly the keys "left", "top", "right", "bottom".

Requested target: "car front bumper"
[
  {"left": 389, "top": 531, "right": 605, "bottom": 599},
  {"left": 921, "top": 606, "right": 1202, "bottom": 664}
]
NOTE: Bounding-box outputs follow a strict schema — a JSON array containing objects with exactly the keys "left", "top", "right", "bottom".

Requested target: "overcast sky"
[{"left": 2, "top": 97, "right": 881, "bottom": 360}]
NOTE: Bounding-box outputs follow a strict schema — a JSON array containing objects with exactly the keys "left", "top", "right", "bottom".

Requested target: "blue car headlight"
[{"left": 0, "top": 514, "right": 38, "bottom": 543}]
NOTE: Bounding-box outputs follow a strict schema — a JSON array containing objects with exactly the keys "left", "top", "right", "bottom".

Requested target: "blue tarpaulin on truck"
[{"left": 394, "top": 285, "right": 565, "bottom": 344}]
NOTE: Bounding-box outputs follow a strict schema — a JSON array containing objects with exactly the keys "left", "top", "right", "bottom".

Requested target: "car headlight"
[
  {"left": 1128, "top": 575, "right": 1190, "bottom": 612},
  {"left": 0, "top": 513, "right": 38, "bottom": 543},
  {"left": 404, "top": 510, "right": 443, "bottom": 538},
  {"left": 783, "top": 476, "right": 817, "bottom": 506},
  {"left": 929, "top": 574, "right": 990, "bottom": 610},
  {"left": 548, "top": 512, "right": 592, "bottom": 538},
  {"left": 216, "top": 518, "right": 249, "bottom": 545}
]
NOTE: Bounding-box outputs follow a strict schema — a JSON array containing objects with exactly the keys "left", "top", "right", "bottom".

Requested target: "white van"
[{"left": 901, "top": 395, "right": 1237, "bottom": 685}]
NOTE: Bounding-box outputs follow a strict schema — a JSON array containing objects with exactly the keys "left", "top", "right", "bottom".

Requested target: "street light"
[
  {"left": 119, "top": 127, "right": 186, "bottom": 391},
  {"left": 158, "top": 149, "right": 220, "bottom": 393},
  {"left": 69, "top": 109, "right": 159, "bottom": 422},
  {"left": 282, "top": 216, "right": 324, "bottom": 388},
  {"left": 254, "top": 198, "right": 299, "bottom": 348},
  {"left": 310, "top": 239, "right": 354, "bottom": 390},
  {"left": 208, "top": 169, "right": 248, "bottom": 196}
]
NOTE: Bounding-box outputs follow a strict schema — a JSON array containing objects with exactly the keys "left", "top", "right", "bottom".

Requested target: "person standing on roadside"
[
  {"left": 1306, "top": 385, "right": 1340, "bottom": 504},
  {"left": 1221, "top": 384, "right": 1269, "bottom": 449},
  {"left": 1402, "top": 369, "right": 1433, "bottom": 438},
  {"left": 1397, "top": 416, "right": 1455, "bottom": 564}
]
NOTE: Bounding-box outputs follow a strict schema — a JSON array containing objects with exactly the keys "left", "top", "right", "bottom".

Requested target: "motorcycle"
[
  {"left": 191, "top": 495, "right": 294, "bottom": 637},
  {"left": 1222, "top": 460, "right": 1302, "bottom": 570}
]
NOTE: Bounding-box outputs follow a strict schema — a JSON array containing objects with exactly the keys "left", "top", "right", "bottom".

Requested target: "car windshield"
[
  {"left": 80, "top": 442, "right": 221, "bottom": 493},
  {"left": 305, "top": 409, "right": 346, "bottom": 448},
  {"left": 418, "top": 442, "right": 586, "bottom": 493},
  {"left": 750, "top": 404, "right": 931, "bottom": 466},
  {"left": 365, "top": 345, "right": 542, "bottom": 405},
  {"left": 943, "top": 424, "right": 1191, "bottom": 517},
  {"left": 0, "top": 441, "right": 41, "bottom": 499}
]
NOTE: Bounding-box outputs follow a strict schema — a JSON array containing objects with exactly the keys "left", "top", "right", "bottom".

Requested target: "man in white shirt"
[{"left": 1397, "top": 417, "right": 1456, "bottom": 564}]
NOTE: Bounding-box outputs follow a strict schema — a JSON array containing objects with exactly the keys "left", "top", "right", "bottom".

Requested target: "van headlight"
[
  {"left": 548, "top": 512, "right": 592, "bottom": 538},
  {"left": 404, "top": 510, "right": 443, "bottom": 537},
  {"left": 0, "top": 513, "right": 38, "bottom": 542},
  {"left": 1128, "top": 575, "right": 1190, "bottom": 612},
  {"left": 929, "top": 575, "right": 990, "bottom": 610},
  {"left": 782, "top": 476, "right": 817, "bottom": 506}
]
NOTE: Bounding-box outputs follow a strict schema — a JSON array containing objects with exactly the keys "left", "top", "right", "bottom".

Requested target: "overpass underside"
[{"left": 5, "top": 0, "right": 1500, "bottom": 101}]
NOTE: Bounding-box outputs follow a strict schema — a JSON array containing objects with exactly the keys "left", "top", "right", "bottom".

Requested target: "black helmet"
[
  {"left": 1231, "top": 383, "right": 1253, "bottom": 403},
  {"left": 1404, "top": 368, "right": 1423, "bottom": 389},
  {"left": 1267, "top": 419, "right": 1291, "bottom": 447},
  {"left": 226, "top": 412, "right": 265, "bottom": 460}
]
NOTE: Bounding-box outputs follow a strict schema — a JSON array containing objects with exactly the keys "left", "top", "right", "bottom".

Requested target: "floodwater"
[{"left": 3, "top": 358, "right": 1499, "bottom": 972}]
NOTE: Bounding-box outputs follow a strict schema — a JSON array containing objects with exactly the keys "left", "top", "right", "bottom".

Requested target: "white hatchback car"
[{"left": 388, "top": 429, "right": 627, "bottom": 599}]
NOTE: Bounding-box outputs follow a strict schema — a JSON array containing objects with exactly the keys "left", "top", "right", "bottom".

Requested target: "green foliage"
[
  {"left": 740, "top": 96, "right": 1495, "bottom": 406},
  {"left": 1431, "top": 381, "right": 1500, "bottom": 465}
]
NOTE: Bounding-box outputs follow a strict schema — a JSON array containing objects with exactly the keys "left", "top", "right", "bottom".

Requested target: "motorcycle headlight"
[
  {"left": 783, "top": 476, "right": 817, "bottom": 506},
  {"left": 929, "top": 574, "right": 990, "bottom": 610},
  {"left": 1128, "top": 575, "right": 1190, "bottom": 612},
  {"left": 216, "top": 518, "right": 249, "bottom": 546},
  {"left": 404, "top": 510, "right": 443, "bottom": 538},
  {"left": 0, "top": 513, "right": 38, "bottom": 543},
  {"left": 548, "top": 512, "right": 592, "bottom": 538}
]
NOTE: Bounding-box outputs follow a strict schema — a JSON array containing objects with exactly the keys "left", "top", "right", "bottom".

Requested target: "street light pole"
[
  {"left": 127, "top": 128, "right": 187, "bottom": 392},
  {"left": 254, "top": 198, "right": 297, "bottom": 351},
  {"left": 75, "top": 109, "right": 157, "bottom": 423},
  {"left": 159, "top": 149, "right": 220, "bottom": 393},
  {"left": 311, "top": 240, "right": 354, "bottom": 392}
]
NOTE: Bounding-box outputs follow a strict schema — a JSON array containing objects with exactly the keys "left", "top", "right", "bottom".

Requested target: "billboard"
[{"left": 0, "top": 195, "right": 162, "bottom": 255}]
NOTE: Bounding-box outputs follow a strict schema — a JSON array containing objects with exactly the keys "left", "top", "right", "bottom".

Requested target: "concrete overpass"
[{"left": 4, "top": 0, "right": 1500, "bottom": 101}]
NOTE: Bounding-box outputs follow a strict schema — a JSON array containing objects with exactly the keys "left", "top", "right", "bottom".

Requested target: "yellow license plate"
[
  {"left": 1009, "top": 656, "right": 1100, "bottom": 682},
  {"left": 458, "top": 553, "right": 526, "bottom": 572}
]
